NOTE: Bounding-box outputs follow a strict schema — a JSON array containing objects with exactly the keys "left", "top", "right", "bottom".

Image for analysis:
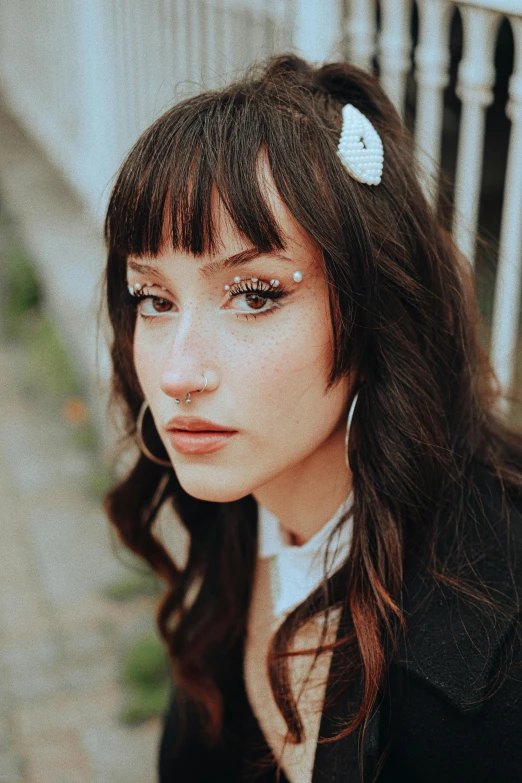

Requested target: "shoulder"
[{"left": 382, "top": 463, "right": 522, "bottom": 780}]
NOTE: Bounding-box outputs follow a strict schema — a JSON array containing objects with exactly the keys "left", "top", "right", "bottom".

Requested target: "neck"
[{"left": 253, "top": 423, "right": 352, "bottom": 545}]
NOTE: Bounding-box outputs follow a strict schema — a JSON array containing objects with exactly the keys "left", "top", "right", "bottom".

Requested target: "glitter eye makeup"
[
  {"left": 125, "top": 268, "right": 304, "bottom": 321},
  {"left": 225, "top": 276, "right": 288, "bottom": 317},
  {"left": 223, "top": 271, "right": 303, "bottom": 291}
]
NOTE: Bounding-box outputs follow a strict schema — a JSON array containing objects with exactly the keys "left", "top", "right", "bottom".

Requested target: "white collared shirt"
[
  {"left": 245, "top": 493, "right": 355, "bottom": 783},
  {"left": 257, "top": 492, "right": 354, "bottom": 619}
]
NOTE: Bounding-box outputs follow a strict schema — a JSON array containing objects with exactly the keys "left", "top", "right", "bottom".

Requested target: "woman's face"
[{"left": 127, "top": 162, "right": 352, "bottom": 503}]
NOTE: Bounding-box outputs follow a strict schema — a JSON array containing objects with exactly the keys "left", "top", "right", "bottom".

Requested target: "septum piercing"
[{"left": 173, "top": 374, "right": 208, "bottom": 405}]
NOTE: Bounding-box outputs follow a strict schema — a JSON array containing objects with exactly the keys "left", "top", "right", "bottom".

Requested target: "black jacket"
[{"left": 158, "top": 465, "right": 522, "bottom": 782}]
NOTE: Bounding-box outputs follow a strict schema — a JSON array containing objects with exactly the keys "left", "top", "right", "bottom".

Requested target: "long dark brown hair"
[{"left": 102, "top": 55, "right": 522, "bottom": 778}]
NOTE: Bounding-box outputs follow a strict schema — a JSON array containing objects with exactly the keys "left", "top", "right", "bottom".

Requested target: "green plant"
[
  {"left": 120, "top": 630, "right": 169, "bottom": 688},
  {"left": 120, "top": 681, "right": 171, "bottom": 725},
  {"left": 101, "top": 570, "right": 163, "bottom": 601},
  {"left": 1, "top": 244, "right": 42, "bottom": 338},
  {"left": 23, "top": 315, "right": 80, "bottom": 401},
  {"left": 118, "top": 629, "right": 171, "bottom": 725},
  {"left": 84, "top": 462, "right": 115, "bottom": 499}
]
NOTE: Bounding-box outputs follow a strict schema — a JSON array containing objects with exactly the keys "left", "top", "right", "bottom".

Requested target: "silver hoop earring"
[
  {"left": 136, "top": 401, "right": 172, "bottom": 467},
  {"left": 345, "top": 390, "right": 360, "bottom": 471},
  {"left": 197, "top": 374, "right": 208, "bottom": 393}
]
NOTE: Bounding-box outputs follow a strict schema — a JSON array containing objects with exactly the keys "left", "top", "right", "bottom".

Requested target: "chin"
[{"left": 173, "top": 466, "right": 253, "bottom": 504}]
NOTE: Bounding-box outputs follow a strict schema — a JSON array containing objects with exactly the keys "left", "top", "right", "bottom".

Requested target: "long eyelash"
[
  {"left": 126, "top": 288, "right": 170, "bottom": 320},
  {"left": 126, "top": 288, "right": 153, "bottom": 304},
  {"left": 228, "top": 278, "right": 287, "bottom": 300}
]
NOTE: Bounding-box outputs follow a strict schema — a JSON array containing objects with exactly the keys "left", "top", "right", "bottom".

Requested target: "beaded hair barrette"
[{"left": 337, "top": 104, "right": 384, "bottom": 186}]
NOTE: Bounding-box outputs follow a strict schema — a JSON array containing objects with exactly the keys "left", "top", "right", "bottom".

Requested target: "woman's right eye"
[{"left": 135, "top": 294, "right": 174, "bottom": 318}]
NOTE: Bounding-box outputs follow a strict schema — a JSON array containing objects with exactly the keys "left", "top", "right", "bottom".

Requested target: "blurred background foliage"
[{"left": 0, "top": 210, "right": 169, "bottom": 725}]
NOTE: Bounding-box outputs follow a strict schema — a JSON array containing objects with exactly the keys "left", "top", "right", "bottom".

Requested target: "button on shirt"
[{"left": 244, "top": 494, "right": 354, "bottom": 783}]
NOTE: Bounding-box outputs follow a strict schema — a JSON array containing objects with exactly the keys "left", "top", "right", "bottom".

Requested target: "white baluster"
[
  {"left": 292, "top": 0, "right": 344, "bottom": 63},
  {"left": 175, "top": 0, "right": 190, "bottom": 90},
  {"left": 221, "top": 0, "right": 236, "bottom": 75},
  {"left": 378, "top": 0, "right": 413, "bottom": 117},
  {"left": 452, "top": 5, "right": 500, "bottom": 267},
  {"left": 490, "top": 16, "right": 522, "bottom": 415},
  {"left": 344, "top": 0, "right": 377, "bottom": 72},
  {"left": 77, "top": 0, "right": 117, "bottom": 216},
  {"left": 414, "top": 0, "right": 453, "bottom": 205},
  {"left": 204, "top": 0, "right": 220, "bottom": 89}
]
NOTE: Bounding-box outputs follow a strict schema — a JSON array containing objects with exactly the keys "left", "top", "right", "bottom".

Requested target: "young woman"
[{"left": 103, "top": 55, "right": 522, "bottom": 782}]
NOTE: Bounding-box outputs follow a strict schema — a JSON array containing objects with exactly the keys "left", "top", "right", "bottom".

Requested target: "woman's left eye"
[{"left": 227, "top": 281, "right": 287, "bottom": 317}]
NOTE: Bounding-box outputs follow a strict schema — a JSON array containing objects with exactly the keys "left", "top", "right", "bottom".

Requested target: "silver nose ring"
[{"left": 174, "top": 374, "right": 208, "bottom": 405}]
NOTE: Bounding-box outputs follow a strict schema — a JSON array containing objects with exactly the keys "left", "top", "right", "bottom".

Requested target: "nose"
[
  {"left": 160, "top": 368, "right": 214, "bottom": 403},
  {"left": 159, "top": 314, "right": 218, "bottom": 402}
]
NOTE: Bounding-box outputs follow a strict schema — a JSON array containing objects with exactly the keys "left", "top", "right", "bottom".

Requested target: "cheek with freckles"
[{"left": 228, "top": 299, "right": 339, "bottom": 446}]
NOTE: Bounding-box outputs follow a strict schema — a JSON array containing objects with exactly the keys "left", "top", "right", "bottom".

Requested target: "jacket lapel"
[
  {"left": 311, "top": 596, "right": 382, "bottom": 783},
  {"left": 311, "top": 465, "right": 522, "bottom": 781},
  {"left": 397, "top": 466, "right": 522, "bottom": 714}
]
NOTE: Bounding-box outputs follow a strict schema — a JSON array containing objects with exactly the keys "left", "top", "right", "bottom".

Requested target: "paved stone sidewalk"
[{"left": 0, "top": 341, "right": 163, "bottom": 783}]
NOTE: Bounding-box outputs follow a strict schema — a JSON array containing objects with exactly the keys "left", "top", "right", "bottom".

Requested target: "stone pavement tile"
[
  {"left": 56, "top": 596, "right": 160, "bottom": 654},
  {"left": 20, "top": 727, "right": 91, "bottom": 783},
  {"left": 7, "top": 656, "right": 116, "bottom": 705},
  {"left": 0, "top": 751, "right": 25, "bottom": 783},
  {"left": 2, "top": 637, "right": 61, "bottom": 675},
  {"left": 21, "top": 504, "right": 128, "bottom": 609},
  {"left": 0, "top": 333, "right": 164, "bottom": 782},
  {"left": 0, "top": 537, "right": 36, "bottom": 586},
  {"left": 0, "top": 716, "right": 11, "bottom": 754},
  {"left": 82, "top": 720, "right": 162, "bottom": 783},
  {"left": 0, "top": 589, "right": 53, "bottom": 643},
  {"left": 14, "top": 683, "right": 122, "bottom": 739}
]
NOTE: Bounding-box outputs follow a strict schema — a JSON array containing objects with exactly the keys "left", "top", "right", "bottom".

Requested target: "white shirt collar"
[{"left": 257, "top": 493, "right": 354, "bottom": 619}]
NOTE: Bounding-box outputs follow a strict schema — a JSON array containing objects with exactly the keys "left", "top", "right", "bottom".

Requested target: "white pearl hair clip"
[
  {"left": 337, "top": 104, "right": 384, "bottom": 186},
  {"left": 223, "top": 271, "right": 303, "bottom": 291}
]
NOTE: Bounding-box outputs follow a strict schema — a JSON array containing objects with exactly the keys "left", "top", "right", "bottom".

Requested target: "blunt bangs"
[{"left": 104, "top": 91, "right": 295, "bottom": 259}]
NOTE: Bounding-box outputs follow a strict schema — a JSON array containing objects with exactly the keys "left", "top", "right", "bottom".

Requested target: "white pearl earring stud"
[{"left": 293, "top": 271, "right": 303, "bottom": 282}]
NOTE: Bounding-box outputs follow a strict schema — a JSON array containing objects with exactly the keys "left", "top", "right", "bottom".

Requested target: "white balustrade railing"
[
  {"left": 414, "top": 0, "right": 453, "bottom": 205},
  {"left": 0, "top": 0, "right": 294, "bottom": 217},
  {"left": 339, "top": 0, "right": 522, "bottom": 412},
  {"left": 379, "top": 0, "right": 413, "bottom": 118},
  {"left": 0, "top": 0, "right": 521, "bottom": 412},
  {"left": 452, "top": 4, "right": 500, "bottom": 267},
  {"left": 490, "top": 14, "right": 522, "bottom": 412}
]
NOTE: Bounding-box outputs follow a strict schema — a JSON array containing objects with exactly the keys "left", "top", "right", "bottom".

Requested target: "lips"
[
  {"left": 165, "top": 416, "right": 238, "bottom": 455},
  {"left": 165, "top": 416, "right": 234, "bottom": 432}
]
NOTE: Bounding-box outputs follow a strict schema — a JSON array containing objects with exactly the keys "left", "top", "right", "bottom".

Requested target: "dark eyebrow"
[
  {"left": 127, "top": 250, "right": 291, "bottom": 279},
  {"left": 126, "top": 259, "right": 164, "bottom": 276},
  {"left": 200, "top": 249, "right": 292, "bottom": 278}
]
